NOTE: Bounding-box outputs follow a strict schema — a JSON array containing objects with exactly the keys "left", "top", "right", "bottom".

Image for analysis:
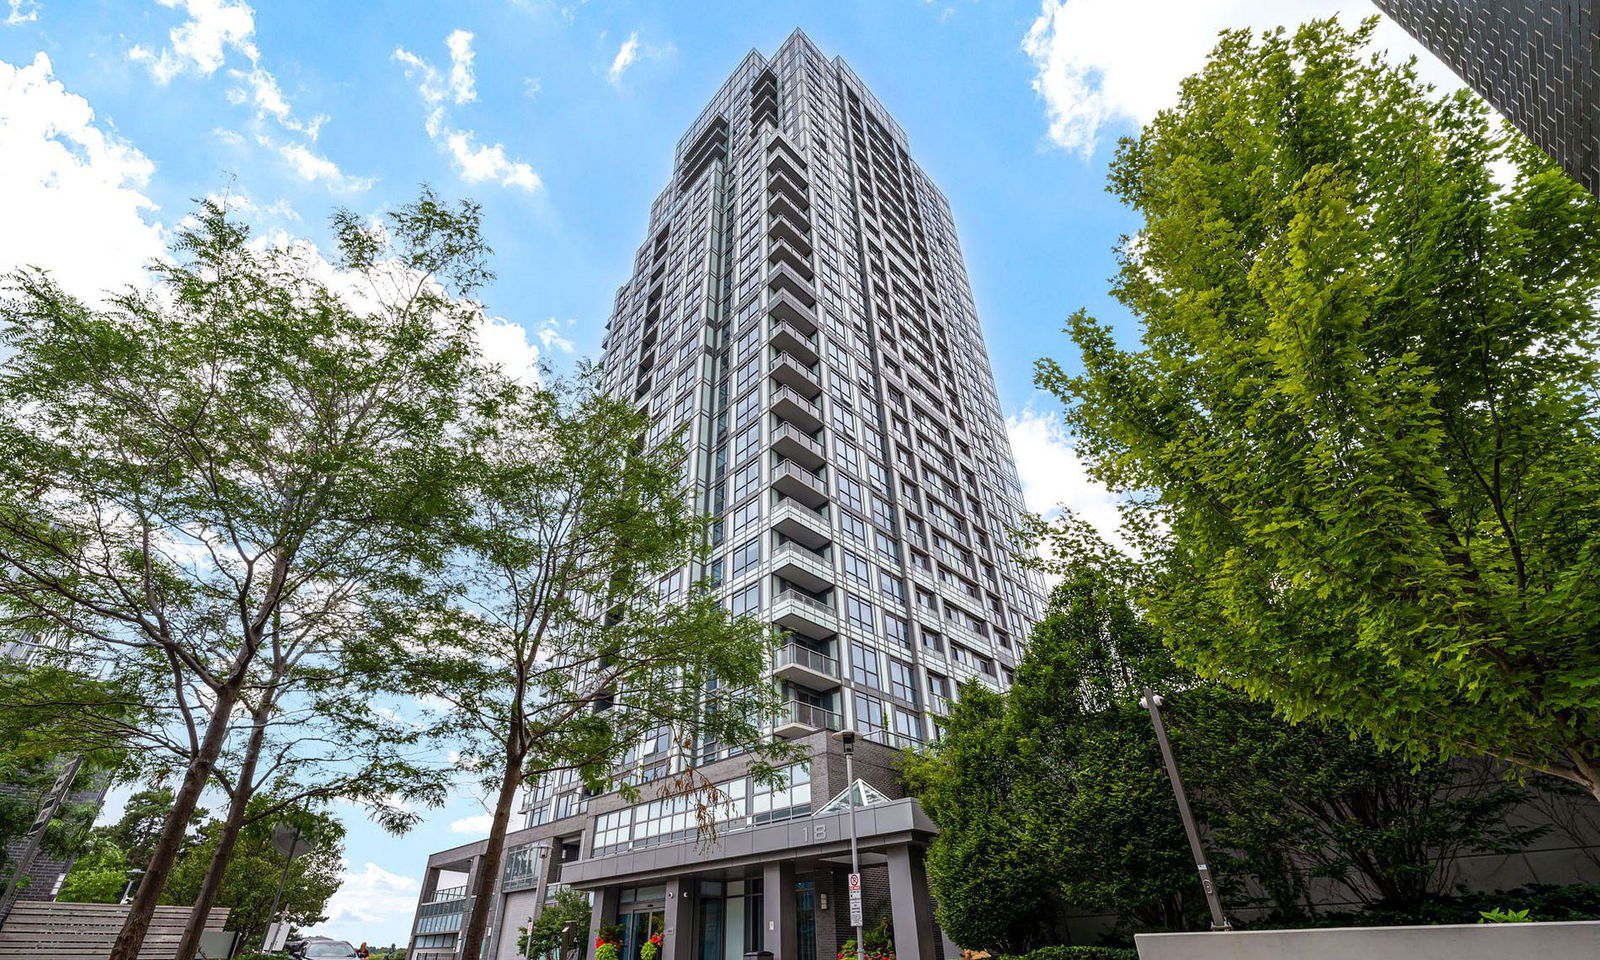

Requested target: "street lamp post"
[
  {"left": 1139, "top": 687, "right": 1231, "bottom": 931},
  {"left": 830, "top": 730, "right": 865, "bottom": 960}
]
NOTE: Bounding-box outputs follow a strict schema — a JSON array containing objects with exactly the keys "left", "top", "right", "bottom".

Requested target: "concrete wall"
[{"left": 1134, "top": 920, "right": 1600, "bottom": 960}]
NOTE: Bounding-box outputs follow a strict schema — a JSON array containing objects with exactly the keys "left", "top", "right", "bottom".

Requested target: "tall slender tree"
[
  {"left": 0, "top": 189, "right": 493, "bottom": 958},
  {"left": 390, "top": 368, "right": 800, "bottom": 960}
]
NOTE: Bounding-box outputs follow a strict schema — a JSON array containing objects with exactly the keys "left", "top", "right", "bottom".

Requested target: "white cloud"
[
  {"left": 5, "top": 0, "right": 40, "bottom": 25},
  {"left": 523, "top": 76, "right": 542, "bottom": 99},
  {"left": 608, "top": 31, "right": 639, "bottom": 86},
  {"left": 444, "top": 131, "right": 542, "bottom": 190},
  {"left": 606, "top": 30, "right": 672, "bottom": 88},
  {"left": 129, "top": 0, "right": 360, "bottom": 185},
  {"left": 476, "top": 314, "right": 544, "bottom": 383},
  {"left": 449, "top": 812, "right": 493, "bottom": 834},
  {"left": 1021, "top": 0, "right": 1464, "bottom": 159},
  {"left": 128, "top": 0, "right": 255, "bottom": 83},
  {"left": 274, "top": 138, "right": 375, "bottom": 191},
  {"left": 1006, "top": 405, "right": 1123, "bottom": 546},
  {"left": 315, "top": 860, "right": 420, "bottom": 929},
  {"left": 394, "top": 34, "right": 543, "bottom": 193},
  {"left": 445, "top": 29, "right": 476, "bottom": 104},
  {"left": 0, "top": 52, "right": 165, "bottom": 298},
  {"left": 535, "top": 317, "right": 574, "bottom": 354}
]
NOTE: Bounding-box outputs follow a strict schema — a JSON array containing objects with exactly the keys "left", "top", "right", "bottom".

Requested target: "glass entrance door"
[{"left": 620, "top": 909, "right": 664, "bottom": 960}]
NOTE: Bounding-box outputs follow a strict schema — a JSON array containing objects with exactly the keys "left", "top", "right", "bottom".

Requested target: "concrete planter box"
[{"left": 1135, "top": 920, "right": 1600, "bottom": 959}]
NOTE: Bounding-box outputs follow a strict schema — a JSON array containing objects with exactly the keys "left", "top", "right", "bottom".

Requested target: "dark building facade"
[
  {"left": 1373, "top": 0, "right": 1598, "bottom": 193},
  {"left": 406, "top": 28, "right": 1045, "bottom": 960}
]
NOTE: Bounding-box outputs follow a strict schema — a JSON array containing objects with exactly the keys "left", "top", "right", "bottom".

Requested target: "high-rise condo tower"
[{"left": 408, "top": 30, "right": 1046, "bottom": 960}]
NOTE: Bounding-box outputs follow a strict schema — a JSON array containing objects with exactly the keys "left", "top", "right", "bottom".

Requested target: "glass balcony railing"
[
  {"left": 778, "top": 699, "right": 841, "bottom": 732},
  {"left": 773, "top": 588, "right": 835, "bottom": 619},
  {"left": 774, "top": 641, "right": 839, "bottom": 678}
]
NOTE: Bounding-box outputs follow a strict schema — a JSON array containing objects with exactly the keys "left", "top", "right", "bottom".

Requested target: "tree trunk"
[
  {"left": 457, "top": 749, "right": 524, "bottom": 960},
  {"left": 109, "top": 681, "right": 241, "bottom": 960},
  {"left": 173, "top": 699, "right": 271, "bottom": 960}
]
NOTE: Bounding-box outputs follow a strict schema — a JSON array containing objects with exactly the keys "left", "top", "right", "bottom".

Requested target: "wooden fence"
[{"left": 0, "top": 901, "right": 229, "bottom": 959}]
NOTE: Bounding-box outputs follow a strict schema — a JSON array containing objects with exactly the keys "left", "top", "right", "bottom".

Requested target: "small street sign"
[
  {"left": 847, "top": 872, "right": 861, "bottom": 892},
  {"left": 272, "top": 823, "right": 313, "bottom": 860}
]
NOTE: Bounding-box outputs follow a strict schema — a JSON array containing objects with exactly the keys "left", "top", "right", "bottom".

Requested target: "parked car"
[{"left": 287, "top": 938, "right": 360, "bottom": 959}]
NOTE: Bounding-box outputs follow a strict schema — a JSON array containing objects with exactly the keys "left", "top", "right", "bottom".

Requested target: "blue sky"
[{"left": 0, "top": 0, "right": 1457, "bottom": 947}]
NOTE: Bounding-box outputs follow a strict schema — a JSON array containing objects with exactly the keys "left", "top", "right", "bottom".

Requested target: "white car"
[{"left": 290, "top": 937, "right": 359, "bottom": 959}]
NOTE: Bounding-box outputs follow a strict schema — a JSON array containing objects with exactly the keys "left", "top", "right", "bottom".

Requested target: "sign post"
[
  {"left": 260, "top": 821, "right": 315, "bottom": 951},
  {"left": 833, "top": 729, "right": 865, "bottom": 960}
]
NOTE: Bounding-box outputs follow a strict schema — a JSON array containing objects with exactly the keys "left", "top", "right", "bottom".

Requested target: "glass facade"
[{"left": 591, "top": 762, "right": 812, "bottom": 856}]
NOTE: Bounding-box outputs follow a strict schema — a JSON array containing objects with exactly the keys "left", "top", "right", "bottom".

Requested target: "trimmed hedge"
[{"left": 996, "top": 947, "right": 1139, "bottom": 960}]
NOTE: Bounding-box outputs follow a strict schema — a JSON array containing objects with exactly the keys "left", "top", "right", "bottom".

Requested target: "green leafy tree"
[
  {"left": 911, "top": 567, "right": 1551, "bottom": 943},
  {"left": 391, "top": 367, "right": 801, "bottom": 960},
  {"left": 57, "top": 833, "right": 130, "bottom": 903},
  {"left": 161, "top": 797, "right": 343, "bottom": 946},
  {"left": 104, "top": 787, "right": 207, "bottom": 875},
  {"left": 57, "top": 786, "right": 213, "bottom": 904},
  {"left": 517, "top": 887, "right": 591, "bottom": 960},
  {"left": 1174, "top": 689, "right": 1539, "bottom": 917},
  {"left": 0, "top": 661, "right": 137, "bottom": 899},
  {"left": 901, "top": 685, "right": 1060, "bottom": 952},
  {"left": 906, "top": 572, "right": 1199, "bottom": 947},
  {"left": 1035, "top": 17, "right": 1600, "bottom": 797},
  {"left": 0, "top": 189, "right": 490, "bottom": 959}
]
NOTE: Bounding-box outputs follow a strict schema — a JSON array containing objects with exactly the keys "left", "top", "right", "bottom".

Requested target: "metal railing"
[{"left": 427, "top": 885, "right": 467, "bottom": 904}]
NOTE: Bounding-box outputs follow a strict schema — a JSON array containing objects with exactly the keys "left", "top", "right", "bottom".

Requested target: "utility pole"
[{"left": 1139, "top": 687, "right": 1231, "bottom": 931}]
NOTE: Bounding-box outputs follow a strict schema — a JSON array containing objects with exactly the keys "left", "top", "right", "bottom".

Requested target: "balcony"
[
  {"left": 428, "top": 885, "right": 468, "bottom": 904},
  {"left": 771, "top": 384, "right": 824, "bottom": 433},
  {"left": 771, "top": 460, "right": 829, "bottom": 510},
  {"left": 771, "top": 351, "right": 822, "bottom": 395},
  {"left": 770, "top": 421, "right": 825, "bottom": 471},
  {"left": 771, "top": 588, "right": 837, "bottom": 640},
  {"left": 771, "top": 499, "right": 832, "bottom": 551},
  {"left": 772, "top": 542, "right": 834, "bottom": 594},
  {"left": 772, "top": 642, "right": 841, "bottom": 691},
  {"left": 766, "top": 214, "right": 813, "bottom": 258},
  {"left": 768, "top": 238, "right": 815, "bottom": 281},
  {"left": 768, "top": 287, "right": 819, "bottom": 335},
  {"left": 770, "top": 317, "right": 819, "bottom": 365},
  {"left": 774, "top": 699, "right": 841, "bottom": 739},
  {"left": 766, "top": 261, "right": 816, "bottom": 308},
  {"left": 767, "top": 170, "right": 810, "bottom": 211}
]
